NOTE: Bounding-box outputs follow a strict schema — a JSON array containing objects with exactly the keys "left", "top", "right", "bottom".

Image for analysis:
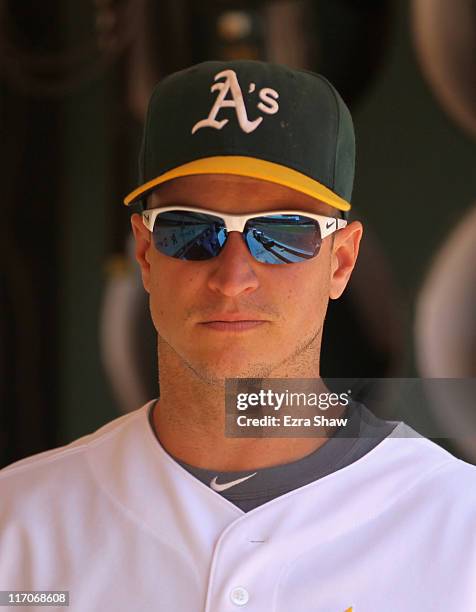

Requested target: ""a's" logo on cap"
[{"left": 191, "top": 69, "right": 279, "bottom": 135}]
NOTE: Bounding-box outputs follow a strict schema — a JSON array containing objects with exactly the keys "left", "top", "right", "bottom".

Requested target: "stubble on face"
[{"left": 157, "top": 314, "right": 325, "bottom": 388}]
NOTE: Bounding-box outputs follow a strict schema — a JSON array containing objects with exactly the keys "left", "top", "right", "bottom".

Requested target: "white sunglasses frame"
[{"left": 142, "top": 205, "right": 347, "bottom": 240}]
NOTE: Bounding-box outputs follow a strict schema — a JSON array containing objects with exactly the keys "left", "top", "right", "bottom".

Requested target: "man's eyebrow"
[{"left": 146, "top": 195, "right": 339, "bottom": 213}]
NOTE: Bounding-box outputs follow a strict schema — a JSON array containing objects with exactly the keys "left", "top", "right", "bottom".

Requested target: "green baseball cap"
[{"left": 124, "top": 60, "right": 355, "bottom": 212}]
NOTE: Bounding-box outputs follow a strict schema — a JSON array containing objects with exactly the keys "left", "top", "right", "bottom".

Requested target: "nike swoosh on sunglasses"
[{"left": 142, "top": 205, "right": 347, "bottom": 265}]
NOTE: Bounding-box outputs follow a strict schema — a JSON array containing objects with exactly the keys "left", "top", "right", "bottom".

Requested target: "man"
[{"left": 1, "top": 60, "right": 475, "bottom": 611}]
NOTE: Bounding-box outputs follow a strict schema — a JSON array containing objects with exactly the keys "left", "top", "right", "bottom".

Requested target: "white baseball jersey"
[{"left": 1, "top": 401, "right": 475, "bottom": 611}]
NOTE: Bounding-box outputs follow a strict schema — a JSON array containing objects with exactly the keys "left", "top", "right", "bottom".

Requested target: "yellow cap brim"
[{"left": 123, "top": 156, "right": 351, "bottom": 211}]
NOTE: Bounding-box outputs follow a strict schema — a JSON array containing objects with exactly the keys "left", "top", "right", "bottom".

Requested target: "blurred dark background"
[{"left": 1, "top": 0, "right": 476, "bottom": 468}]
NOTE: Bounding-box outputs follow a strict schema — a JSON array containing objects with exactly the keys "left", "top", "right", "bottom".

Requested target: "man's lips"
[
  {"left": 199, "top": 314, "right": 268, "bottom": 322},
  {"left": 197, "top": 314, "right": 269, "bottom": 331},
  {"left": 199, "top": 320, "right": 267, "bottom": 331}
]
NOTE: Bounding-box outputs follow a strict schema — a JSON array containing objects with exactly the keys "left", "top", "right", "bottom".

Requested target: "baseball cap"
[{"left": 124, "top": 60, "right": 355, "bottom": 212}]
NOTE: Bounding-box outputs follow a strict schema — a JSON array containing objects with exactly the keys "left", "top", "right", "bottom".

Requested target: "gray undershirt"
[{"left": 148, "top": 401, "right": 398, "bottom": 512}]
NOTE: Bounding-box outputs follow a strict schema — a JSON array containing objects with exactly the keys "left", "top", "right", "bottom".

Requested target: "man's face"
[{"left": 131, "top": 174, "right": 361, "bottom": 384}]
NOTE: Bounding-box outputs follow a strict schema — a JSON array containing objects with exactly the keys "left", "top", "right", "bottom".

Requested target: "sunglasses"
[{"left": 142, "top": 205, "right": 347, "bottom": 265}]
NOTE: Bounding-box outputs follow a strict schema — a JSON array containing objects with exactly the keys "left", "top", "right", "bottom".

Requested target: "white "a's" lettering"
[{"left": 191, "top": 70, "right": 279, "bottom": 135}]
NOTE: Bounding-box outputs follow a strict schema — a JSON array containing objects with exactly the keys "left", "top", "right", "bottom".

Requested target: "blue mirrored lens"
[
  {"left": 152, "top": 211, "right": 226, "bottom": 260},
  {"left": 245, "top": 215, "right": 321, "bottom": 264}
]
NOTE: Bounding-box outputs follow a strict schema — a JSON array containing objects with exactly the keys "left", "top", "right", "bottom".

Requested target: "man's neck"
[{"left": 152, "top": 340, "right": 342, "bottom": 472}]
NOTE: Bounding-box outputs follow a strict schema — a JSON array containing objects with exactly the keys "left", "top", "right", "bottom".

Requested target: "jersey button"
[{"left": 230, "top": 586, "right": 250, "bottom": 606}]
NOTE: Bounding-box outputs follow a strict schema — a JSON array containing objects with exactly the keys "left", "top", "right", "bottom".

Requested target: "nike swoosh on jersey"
[{"left": 210, "top": 472, "right": 257, "bottom": 492}]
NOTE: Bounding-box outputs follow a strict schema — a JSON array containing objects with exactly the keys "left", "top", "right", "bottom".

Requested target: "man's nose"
[{"left": 206, "top": 231, "right": 260, "bottom": 297}]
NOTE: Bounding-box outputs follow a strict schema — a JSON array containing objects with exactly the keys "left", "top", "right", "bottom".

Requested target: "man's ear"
[
  {"left": 131, "top": 213, "right": 152, "bottom": 293},
  {"left": 329, "top": 221, "right": 363, "bottom": 300}
]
